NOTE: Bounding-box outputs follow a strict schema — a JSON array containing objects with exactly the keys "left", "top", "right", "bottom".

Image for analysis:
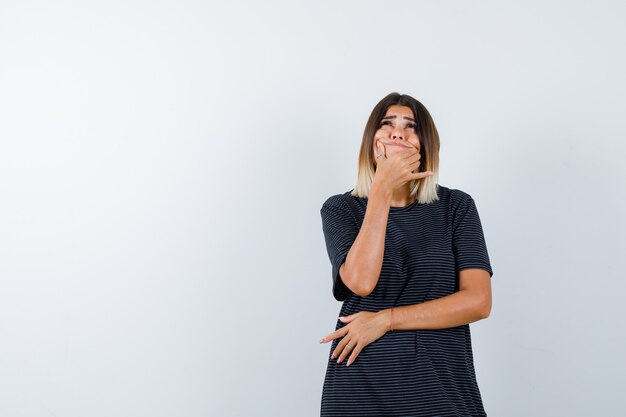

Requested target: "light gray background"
[{"left": 1, "top": 1, "right": 624, "bottom": 416}]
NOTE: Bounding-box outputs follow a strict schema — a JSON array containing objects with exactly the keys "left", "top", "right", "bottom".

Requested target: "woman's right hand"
[{"left": 372, "top": 139, "right": 433, "bottom": 192}]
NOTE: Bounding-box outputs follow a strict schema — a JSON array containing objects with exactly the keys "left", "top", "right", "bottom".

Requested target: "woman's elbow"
[
  {"left": 340, "top": 265, "right": 374, "bottom": 297},
  {"left": 347, "top": 276, "right": 373, "bottom": 297},
  {"left": 479, "top": 296, "right": 492, "bottom": 319}
]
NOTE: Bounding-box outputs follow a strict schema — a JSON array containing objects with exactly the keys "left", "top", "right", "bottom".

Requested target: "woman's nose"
[{"left": 391, "top": 127, "right": 404, "bottom": 140}]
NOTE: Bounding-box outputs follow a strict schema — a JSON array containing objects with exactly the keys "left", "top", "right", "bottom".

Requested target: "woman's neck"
[{"left": 389, "top": 184, "right": 416, "bottom": 208}]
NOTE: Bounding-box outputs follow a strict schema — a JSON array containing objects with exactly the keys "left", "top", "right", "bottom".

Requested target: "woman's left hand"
[{"left": 319, "top": 310, "right": 390, "bottom": 367}]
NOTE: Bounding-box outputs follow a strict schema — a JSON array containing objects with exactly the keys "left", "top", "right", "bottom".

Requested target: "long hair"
[{"left": 352, "top": 92, "right": 440, "bottom": 204}]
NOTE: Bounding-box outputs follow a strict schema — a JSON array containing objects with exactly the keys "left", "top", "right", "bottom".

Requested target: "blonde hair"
[{"left": 352, "top": 92, "right": 440, "bottom": 204}]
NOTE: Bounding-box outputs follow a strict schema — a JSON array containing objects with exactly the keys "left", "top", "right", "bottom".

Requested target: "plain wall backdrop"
[{"left": 1, "top": 1, "right": 625, "bottom": 416}]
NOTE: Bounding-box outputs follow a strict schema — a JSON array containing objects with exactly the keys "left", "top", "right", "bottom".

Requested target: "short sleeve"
[
  {"left": 452, "top": 195, "right": 494, "bottom": 277},
  {"left": 320, "top": 197, "right": 359, "bottom": 301}
]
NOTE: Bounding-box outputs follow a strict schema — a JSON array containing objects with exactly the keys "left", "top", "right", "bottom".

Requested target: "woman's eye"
[{"left": 379, "top": 121, "right": 417, "bottom": 129}]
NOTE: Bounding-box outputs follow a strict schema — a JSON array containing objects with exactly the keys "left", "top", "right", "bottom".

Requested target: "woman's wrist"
[
  {"left": 378, "top": 308, "right": 394, "bottom": 333},
  {"left": 370, "top": 181, "right": 392, "bottom": 206}
]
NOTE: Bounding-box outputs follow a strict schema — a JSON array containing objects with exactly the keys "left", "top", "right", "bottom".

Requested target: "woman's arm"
[
  {"left": 377, "top": 268, "right": 492, "bottom": 330},
  {"left": 340, "top": 182, "right": 393, "bottom": 297},
  {"left": 321, "top": 268, "right": 492, "bottom": 366}
]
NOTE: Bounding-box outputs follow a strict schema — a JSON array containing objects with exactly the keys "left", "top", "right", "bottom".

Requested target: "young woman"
[{"left": 319, "top": 92, "right": 494, "bottom": 416}]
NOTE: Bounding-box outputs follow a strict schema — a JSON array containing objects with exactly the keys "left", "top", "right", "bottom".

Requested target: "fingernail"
[{"left": 319, "top": 338, "right": 324, "bottom": 343}]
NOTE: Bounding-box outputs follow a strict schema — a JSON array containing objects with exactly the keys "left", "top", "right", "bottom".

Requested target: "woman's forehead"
[{"left": 384, "top": 105, "right": 414, "bottom": 118}]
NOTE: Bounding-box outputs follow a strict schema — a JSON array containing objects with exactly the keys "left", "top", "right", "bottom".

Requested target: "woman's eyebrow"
[{"left": 381, "top": 115, "right": 416, "bottom": 122}]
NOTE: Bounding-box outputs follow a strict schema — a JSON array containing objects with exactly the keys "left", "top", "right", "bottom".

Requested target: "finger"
[
  {"left": 335, "top": 338, "right": 355, "bottom": 364},
  {"left": 375, "top": 139, "right": 386, "bottom": 159},
  {"left": 331, "top": 331, "right": 352, "bottom": 360},
  {"left": 410, "top": 171, "right": 434, "bottom": 180},
  {"left": 409, "top": 157, "right": 421, "bottom": 170},
  {"left": 409, "top": 161, "right": 421, "bottom": 174},
  {"left": 346, "top": 343, "right": 364, "bottom": 367},
  {"left": 332, "top": 334, "right": 348, "bottom": 360},
  {"left": 396, "top": 149, "right": 419, "bottom": 164},
  {"left": 325, "top": 324, "right": 350, "bottom": 346},
  {"left": 322, "top": 326, "right": 347, "bottom": 342},
  {"left": 405, "top": 151, "right": 421, "bottom": 167},
  {"left": 398, "top": 144, "right": 419, "bottom": 153},
  {"left": 339, "top": 314, "right": 356, "bottom": 323},
  {"left": 406, "top": 148, "right": 421, "bottom": 159}
]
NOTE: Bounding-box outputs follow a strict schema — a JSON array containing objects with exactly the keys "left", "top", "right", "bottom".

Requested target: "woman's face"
[{"left": 372, "top": 105, "right": 421, "bottom": 165}]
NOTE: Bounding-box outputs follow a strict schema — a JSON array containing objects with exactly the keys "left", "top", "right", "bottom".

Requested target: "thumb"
[
  {"left": 411, "top": 170, "right": 435, "bottom": 180},
  {"left": 339, "top": 314, "right": 355, "bottom": 322}
]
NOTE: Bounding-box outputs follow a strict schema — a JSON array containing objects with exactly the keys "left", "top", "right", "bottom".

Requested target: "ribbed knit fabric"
[{"left": 319, "top": 184, "right": 493, "bottom": 417}]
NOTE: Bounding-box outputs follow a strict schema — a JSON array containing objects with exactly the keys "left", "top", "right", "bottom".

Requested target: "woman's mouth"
[
  {"left": 378, "top": 139, "right": 416, "bottom": 149},
  {"left": 386, "top": 141, "right": 411, "bottom": 148}
]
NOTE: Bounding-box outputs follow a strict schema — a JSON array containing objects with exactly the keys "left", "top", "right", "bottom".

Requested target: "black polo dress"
[{"left": 319, "top": 184, "right": 494, "bottom": 417}]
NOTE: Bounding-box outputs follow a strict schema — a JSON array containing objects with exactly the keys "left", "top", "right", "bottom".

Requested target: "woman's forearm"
[
  {"left": 377, "top": 290, "right": 488, "bottom": 331},
  {"left": 341, "top": 183, "right": 392, "bottom": 296}
]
